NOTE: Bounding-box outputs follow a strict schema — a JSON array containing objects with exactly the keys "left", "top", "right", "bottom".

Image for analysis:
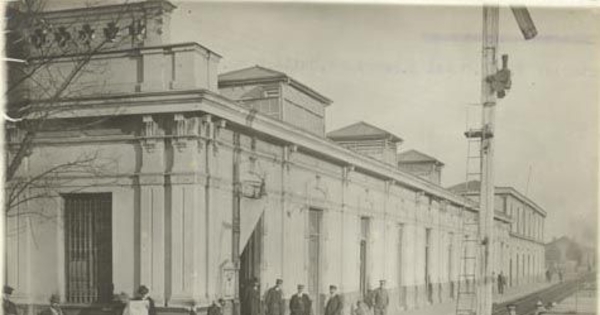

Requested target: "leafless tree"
[{"left": 4, "top": 0, "right": 155, "bottom": 215}]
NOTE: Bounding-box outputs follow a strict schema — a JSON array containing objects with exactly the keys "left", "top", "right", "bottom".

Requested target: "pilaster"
[
  {"left": 281, "top": 145, "right": 291, "bottom": 291},
  {"left": 340, "top": 165, "right": 353, "bottom": 292},
  {"left": 168, "top": 114, "right": 204, "bottom": 307},
  {"left": 138, "top": 114, "right": 166, "bottom": 304}
]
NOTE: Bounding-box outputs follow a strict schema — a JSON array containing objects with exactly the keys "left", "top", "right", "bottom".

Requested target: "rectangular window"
[
  {"left": 64, "top": 193, "right": 113, "bottom": 304},
  {"left": 398, "top": 224, "right": 405, "bottom": 306},
  {"left": 308, "top": 209, "right": 322, "bottom": 315},
  {"left": 425, "top": 228, "right": 431, "bottom": 282},
  {"left": 425, "top": 228, "right": 432, "bottom": 303},
  {"left": 448, "top": 232, "right": 454, "bottom": 298},
  {"left": 360, "top": 217, "right": 370, "bottom": 298}
]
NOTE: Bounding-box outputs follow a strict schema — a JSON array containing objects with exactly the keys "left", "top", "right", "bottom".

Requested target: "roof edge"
[
  {"left": 218, "top": 66, "right": 332, "bottom": 106},
  {"left": 495, "top": 187, "right": 547, "bottom": 217},
  {"left": 328, "top": 133, "right": 403, "bottom": 143},
  {"left": 327, "top": 121, "right": 403, "bottom": 143},
  {"left": 39, "top": 0, "right": 177, "bottom": 18},
  {"left": 398, "top": 160, "right": 445, "bottom": 167},
  {"left": 288, "top": 78, "right": 333, "bottom": 106}
]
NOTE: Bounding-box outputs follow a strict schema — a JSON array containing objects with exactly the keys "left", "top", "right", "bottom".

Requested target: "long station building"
[{"left": 4, "top": 1, "right": 546, "bottom": 315}]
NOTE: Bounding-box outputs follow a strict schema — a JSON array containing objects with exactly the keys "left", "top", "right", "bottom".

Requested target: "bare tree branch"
[{"left": 3, "top": 0, "right": 156, "bottom": 216}]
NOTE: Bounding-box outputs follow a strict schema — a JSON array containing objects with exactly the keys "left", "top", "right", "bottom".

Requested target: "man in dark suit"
[
  {"left": 265, "top": 279, "right": 285, "bottom": 315},
  {"left": 372, "top": 280, "right": 389, "bottom": 315},
  {"left": 207, "top": 299, "right": 225, "bottom": 315},
  {"left": 39, "top": 294, "right": 63, "bottom": 315},
  {"left": 290, "top": 284, "right": 311, "bottom": 315},
  {"left": 243, "top": 278, "right": 261, "bottom": 315},
  {"left": 324, "top": 285, "right": 342, "bottom": 315},
  {"left": 3, "top": 285, "right": 18, "bottom": 315}
]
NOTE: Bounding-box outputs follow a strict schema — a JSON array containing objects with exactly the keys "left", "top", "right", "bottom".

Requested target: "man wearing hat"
[
  {"left": 40, "top": 294, "right": 64, "bottom": 315},
  {"left": 324, "top": 285, "right": 342, "bottom": 315},
  {"left": 207, "top": 298, "right": 226, "bottom": 315},
  {"left": 290, "top": 284, "right": 311, "bottom": 315},
  {"left": 265, "top": 279, "right": 285, "bottom": 315},
  {"left": 242, "top": 278, "right": 261, "bottom": 315},
  {"left": 3, "top": 285, "right": 18, "bottom": 315},
  {"left": 372, "top": 280, "right": 389, "bottom": 315}
]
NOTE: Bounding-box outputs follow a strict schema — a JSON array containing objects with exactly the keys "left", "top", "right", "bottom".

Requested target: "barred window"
[{"left": 64, "top": 193, "right": 113, "bottom": 304}]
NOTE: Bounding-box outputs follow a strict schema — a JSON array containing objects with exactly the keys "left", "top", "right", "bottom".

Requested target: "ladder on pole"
[{"left": 455, "top": 104, "right": 484, "bottom": 315}]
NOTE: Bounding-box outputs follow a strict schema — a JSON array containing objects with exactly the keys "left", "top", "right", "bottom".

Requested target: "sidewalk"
[
  {"left": 396, "top": 301, "right": 456, "bottom": 315},
  {"left": 493, "top": 280, "right": 557, "bottom": 304},
  {"left": 393, "top": 281, "right": 559, "bottom": 315}
]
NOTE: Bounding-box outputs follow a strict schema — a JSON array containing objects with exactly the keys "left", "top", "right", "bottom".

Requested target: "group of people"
[
  {"left": 242, "top": 279, "right": 323, "bottom": 315},
  {"left": 2, "top": 284, "right": 160, "bottom": 315},
  {"left": 4, "top": 279, "right": 389, "bottom": 315},
  {"left": 352, "top": 280, "right": 389, "bottom": 315},
  {"left": 3, "top": 286, "right": 64, "bottom": 315},
  {"left": 242, "top": 278, "right": 389, "bottom": 315}
]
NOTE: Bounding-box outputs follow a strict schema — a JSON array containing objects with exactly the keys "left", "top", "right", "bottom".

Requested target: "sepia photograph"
[{"left": 1, "top": 1, "right": 598, "bottom": 315}]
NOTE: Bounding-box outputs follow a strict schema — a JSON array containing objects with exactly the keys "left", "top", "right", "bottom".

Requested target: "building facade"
[
  {"left": 4, "top": 2, "right": 547, "bottom": 315},
  {"left": 449, "top": 182, "right": 547, "bottom": 288}
]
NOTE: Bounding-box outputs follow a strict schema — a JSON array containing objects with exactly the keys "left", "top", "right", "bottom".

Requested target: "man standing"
[
  {"left": 243, "top": 278, "right": 261, "bottom": 315},
  {"left": 324, "top": 285, "right": 343, "bottom": 315},
  {"left": 545, "top": 269, "right": 551, "bottom": 283},
  {"left": 207, "top": 299, "right": 226, "bottom": 315},
  {"left": 558, "top": 270, "right": 564, "bottom": 283},
  {"left": 497, "top": 272, "right": 505, "bottom": 295},
  {"left": 372, "top": 280, "right": 389, "bottom": 315},
  {"left": 40, "top": 294, "right": 64, "bottom": 315},
  {"left": 3, "top": 285, "right": 18, "bottom": 315},
  {"left": 265, "top": 279, "right": 285, "bottom": 315},
  {"left": 290, "top": 284, "right": 311, "bottom": 315}
]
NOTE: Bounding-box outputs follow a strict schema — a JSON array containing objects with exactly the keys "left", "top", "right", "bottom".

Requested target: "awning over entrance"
[{"left": 239, "top": 197, "right": 267, "bottom": 255}]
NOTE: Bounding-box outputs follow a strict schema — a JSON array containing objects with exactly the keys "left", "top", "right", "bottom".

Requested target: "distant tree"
[{"left": 566, "top": 241, "right": 583, "bottom": 265}]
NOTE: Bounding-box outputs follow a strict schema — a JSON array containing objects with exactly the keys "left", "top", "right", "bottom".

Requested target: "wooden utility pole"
[
  {"left": 476, "top": 4, "right": 499, "bottom": 315},
  {"left": 474, "top": 4, "right": 537, "bottom": 315}
]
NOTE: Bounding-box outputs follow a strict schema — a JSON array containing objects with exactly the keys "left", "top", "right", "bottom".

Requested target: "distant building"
[
  {"left": 327, "top": 121, "right": 402, "bottom": 166},
  {"left": 449, "top": 181, "right": 547, "bottom": 287},
  {"left": 219, "top": 65, "right": 332, "bottom": 137},
  {"left": 397, "top": 150, "right": 444, "bottom": 185}
]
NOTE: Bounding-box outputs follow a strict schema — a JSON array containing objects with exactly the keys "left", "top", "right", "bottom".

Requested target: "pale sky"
[
  {"left": 49, "top": 1, "right": 600, "bottom": 246},
  {"left": 170, "top": 2, "right": 599, "bottom": 245}
]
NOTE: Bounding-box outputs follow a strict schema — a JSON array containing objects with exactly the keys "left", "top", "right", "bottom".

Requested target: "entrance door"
[
  {"left": 240, "top": 216, "right": 263, "bottom": 311},
  {"left": 308, "top": 209, "right": 322, "bottom": 315},
  {"left": 64, "top": 193, "right": 112, "bottom": 304},
  {"left": 509, "top": 258, "right": 513, "bottom": 287}
]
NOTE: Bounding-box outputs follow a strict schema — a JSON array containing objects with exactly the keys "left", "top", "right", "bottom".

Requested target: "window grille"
[{"left": 64, "top": 193, "right": 113, "bottom": 304}]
